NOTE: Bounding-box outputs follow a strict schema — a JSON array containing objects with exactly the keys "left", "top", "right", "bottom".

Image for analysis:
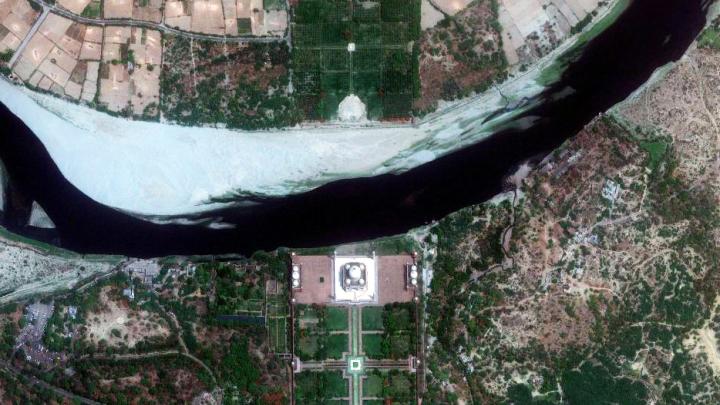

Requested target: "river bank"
[
  {"left": 0, "top": 0, "right": 710, "bottom": 257},
  {"left": 0, "top": 0, "right": 628, "bottom": 218}
]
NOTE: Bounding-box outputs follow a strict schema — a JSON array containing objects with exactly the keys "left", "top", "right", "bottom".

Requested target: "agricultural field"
[
  {"left": 291, "top": 0, "right": 421, "bottom": 120},
  {"left": 98, "top": 26, "right": 161, "bottom": 117},
  {"left": 161, "top": 35, "right": 302, "bottom": 129},
  {"left": 0, "top": 0, "right": 40, "bottom": 74},
  {"left": 12, "top": 14, "right": 103, "bottom": 102},
  {"left": 164, "top": 0, "right": 287, "bottom": 36},
  {"left": 56, "top": 0, "right": 101, "bottom": 17},
  {"left": 101, "top": 0, "right": 163, "bottom": 22},
  {"left": 498, "top": 0, "right": 614, "bottom": 67}
]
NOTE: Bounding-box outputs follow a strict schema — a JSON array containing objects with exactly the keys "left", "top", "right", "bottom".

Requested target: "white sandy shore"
[
  {"left": 0, "top": 66, "right": 546, "bottom": 216},
  {"left": 0, "top": 230, "right": 119, "bottom": 303},
  {"left": 28, "top": 202, "right": 56, "bottom": 229}
]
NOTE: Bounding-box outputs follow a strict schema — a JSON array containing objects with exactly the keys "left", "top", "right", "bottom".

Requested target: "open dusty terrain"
[
  {"left": 83, "top": 286, "right": 171, "bottom": 348},
  {"left": 416, "top": 0, "right": 507, "bottom": 110},
  {"left": 0, "top": 230, "right": 118, "bottom": 303},
  {"left": 617, "top": 42, "right": 720, "bottom": 196},
  {"left": 498, "top": 0, "right": 610, "bottom": 66},
  {"left": 423, "top": 32, "right": 720, "bottom": 403}
]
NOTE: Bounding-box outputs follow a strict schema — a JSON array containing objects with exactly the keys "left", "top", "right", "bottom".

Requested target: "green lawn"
[
  {"left": 325, "top": 371, "right": 350, "bottom": 398},
  {"left": 297, "top": 335, "right": 319, "bottom": 360},
  {"left": 386, "top": 371, "right": 415, "bottom": 402},
  {"left": 363, "top": 374, "right": 384, "bottom": 397},
  {"left": 362, "top": 333, "right": 383, "bottom": 359},
  {"left": 268, "top": 317, "right": 288, "bottom": 353},
  {"left": 640, "top": 140, "right": 668, "bottom": 170},
  {"left": 298, "top": 304, "right": 321, "bottom": 321},
  {"left": 326, "top": 306, "right": 349, "bottom": 331},
  {"left": 699, "top": 23, "right": 720, "bottom": 50},
  {"left": 388, "top": 334, "right": 411, "bottom": 359},
  {"left": 326, "top": 333, "right": 349, "bottom": 359},
  {"left": 385, "top": 304, "right": 413, "bottom": 331},
  {"left": 295, "top": 371, "right": 349, "bottom": 401},
  {"left": 361, "top": 306, "right": 384, "bottom": 331}
]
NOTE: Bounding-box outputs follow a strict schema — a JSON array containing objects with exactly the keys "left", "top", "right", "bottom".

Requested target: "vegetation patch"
[
  {"left": 295, "top": 371, "right": 348, "bottom": 401},
  {"left": 361, "top": 306, "right": 384, "bottom": 330},
  {"left": 161, "top": 36, "right": 302, "bottom": 129},
  {"left": 291, "top": 0, "right": 421, "bottom": 120},
  {"left": 326, "top": 333, "right": 349, "bottom": 358},
  {"left": 362, "top": 332, "right": 383, "bottom": 358},
  {"left": 326, "top": 306, "right": 349, "bottom": 331},
  {"left": 697, "top": 18, "right": 720, "bottom": 50}
]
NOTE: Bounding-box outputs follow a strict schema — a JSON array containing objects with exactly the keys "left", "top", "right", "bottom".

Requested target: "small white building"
[{"left": 602, "top": 179, "right": 621, "bottom": 202}]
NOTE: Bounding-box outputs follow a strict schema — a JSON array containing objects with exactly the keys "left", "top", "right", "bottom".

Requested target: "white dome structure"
[
  {"left": 349, "top": 265, "right": 362, "bottom": 280},
  {"left": 338, "top": 94, "right": 367, "bottom": 122}
]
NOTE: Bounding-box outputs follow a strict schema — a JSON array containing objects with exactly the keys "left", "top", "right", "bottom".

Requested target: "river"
[{"left": 0, "top": 0, "right": 711, "bottom": 257}]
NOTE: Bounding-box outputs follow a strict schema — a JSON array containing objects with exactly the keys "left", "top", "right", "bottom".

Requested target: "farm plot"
[{"left": 291, "top": 0, "right": 421, "bottom": 120}]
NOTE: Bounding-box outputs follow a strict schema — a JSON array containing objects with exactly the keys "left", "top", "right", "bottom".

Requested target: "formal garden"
[
  {"left": 291, "top": 0, "right": 421, "bottom": 120},
  {"left": 295, "top": 304, "right": 350, "bottom": 360},
  {"left": 295, "top": 370, "right": 349, "bottom": 403},
  {"left": 362, "top": 370, "right": 416, "bottom": 404},
  {"left": 361, "top": 303, "right": 416, "bottom": 359}
]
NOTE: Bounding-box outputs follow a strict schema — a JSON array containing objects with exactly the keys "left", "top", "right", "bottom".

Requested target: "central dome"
[
  {"left": 349, "top": 265, "right": 362, "bottom": 280},
  {"left": 337, "top": 94, "right": 367, "bottom": 122}
]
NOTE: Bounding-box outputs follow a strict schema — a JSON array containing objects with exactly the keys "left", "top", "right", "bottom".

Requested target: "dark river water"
[{"left": 0, "top": 0, "right": 712, "bottom": 257}]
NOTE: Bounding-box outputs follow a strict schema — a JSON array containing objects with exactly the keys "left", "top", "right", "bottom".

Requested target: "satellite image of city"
[{"left": 0, "top": 0, "right": 718, "bottom": 403}]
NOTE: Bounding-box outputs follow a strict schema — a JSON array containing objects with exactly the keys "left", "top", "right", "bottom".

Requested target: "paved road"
[
  {"left": 27, "top": 0, "right": 287, "bottom": 44},
  {"left": 8, "top": 6, "right": 48, "bottom": 67}
]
